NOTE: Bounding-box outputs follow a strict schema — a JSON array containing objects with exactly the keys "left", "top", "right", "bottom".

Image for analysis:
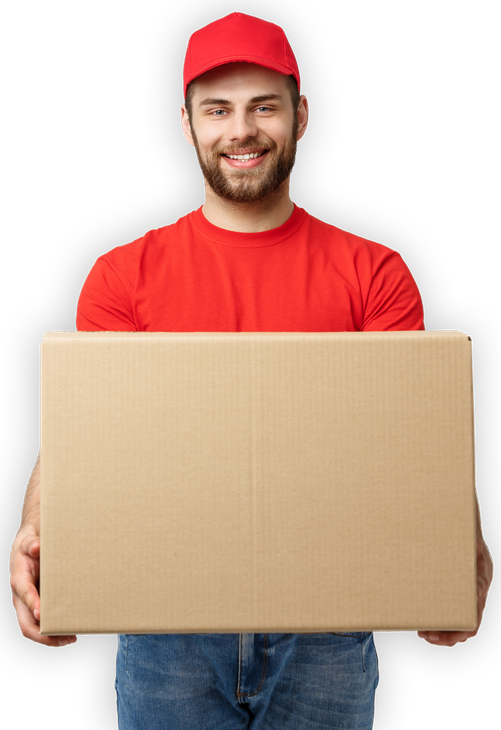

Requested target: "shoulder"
[
  {"left": 303, "top": 210, "right": 396, "bottom": 253},
  {"left": 98, "top": 209, "right": 198, "bottom": 271}
]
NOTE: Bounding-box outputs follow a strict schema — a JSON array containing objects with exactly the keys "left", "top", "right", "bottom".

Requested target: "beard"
[{"left": 191, "top": 123, "right": 298, "bottom": 204}]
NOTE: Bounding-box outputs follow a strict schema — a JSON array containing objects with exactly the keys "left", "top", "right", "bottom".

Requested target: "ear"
[
  {"left": 296, "top": 95, "right": 309, "bottom": 142},
  {"left": 181, "top": 104, "right": 195, "bottom": 147}
]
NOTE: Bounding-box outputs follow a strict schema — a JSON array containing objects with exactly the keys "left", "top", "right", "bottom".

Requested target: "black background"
[{"left": 2, "top": 3, "right": 499, "bottom": 730}]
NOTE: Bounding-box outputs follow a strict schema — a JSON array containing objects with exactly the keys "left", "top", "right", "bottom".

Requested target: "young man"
[{"left": 10, "top": 12, "right": 492, "bottom": 730}]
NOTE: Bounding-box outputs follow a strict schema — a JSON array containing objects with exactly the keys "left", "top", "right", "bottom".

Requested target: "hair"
[{"left": 184, "top": 74, "right": 301, "bottom": 124}]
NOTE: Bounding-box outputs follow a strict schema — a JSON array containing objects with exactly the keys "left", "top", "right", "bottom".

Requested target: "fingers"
[
  {"left": 27, "top": 538, "right": 40, "bottom": 559},
  {"left": 13, "top": 591, "right": 77, "bottom": 647},
  {"left": 11, "top": 532, "right": 77, "bottom": 647},
  {"left": 417, "top": 630, "right": 477, "bottom": 647},
  {"left": 12, "top": 572, "right": 77, "bottom": 647},
  {"left": 16, "top": 537, "right": 40, "bottom": 600}
]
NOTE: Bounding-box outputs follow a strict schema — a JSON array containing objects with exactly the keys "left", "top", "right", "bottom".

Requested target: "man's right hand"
[{"left": 10, "top": 529, "right": 77, "bottom": 647}]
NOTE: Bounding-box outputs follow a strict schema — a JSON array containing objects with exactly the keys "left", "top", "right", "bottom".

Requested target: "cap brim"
[{"left": 184, "top": 55, "right": 298, "bottom": 96}]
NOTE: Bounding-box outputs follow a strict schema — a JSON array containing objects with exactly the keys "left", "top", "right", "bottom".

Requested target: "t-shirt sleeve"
[
  {"left": 76, "top": 255, "right": 137, "bottom": 331},
  {"left": 361, "top": 250, "right": 425, "bottom": 332}
]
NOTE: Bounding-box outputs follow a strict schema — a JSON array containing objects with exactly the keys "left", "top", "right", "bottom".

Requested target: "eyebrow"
[{"left": 198, "top": 93, "right": 284, "bottom": 107}]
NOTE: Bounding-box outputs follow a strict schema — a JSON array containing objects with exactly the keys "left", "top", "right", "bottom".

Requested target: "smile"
[
  {"left": 222, "top": 150, "right": 268, "bottom": 161},
  {"left": 220, "top": 150, "right": 270, "bottom": 169}
]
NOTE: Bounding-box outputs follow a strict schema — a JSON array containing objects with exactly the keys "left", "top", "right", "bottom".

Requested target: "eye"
[
  {"left": 256, "top": 106, "right": 271, "bottom": 113},
  {"left": 212, "top": 109, "right": 227, "bottom": 116}
]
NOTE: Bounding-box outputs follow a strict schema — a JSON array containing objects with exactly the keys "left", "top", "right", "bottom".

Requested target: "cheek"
[
  {"left": 261, "top": 119, "right": 293, "bottom": 146},
  {"left": 201, "top": 131, "right": 226, "bottom": 155}
]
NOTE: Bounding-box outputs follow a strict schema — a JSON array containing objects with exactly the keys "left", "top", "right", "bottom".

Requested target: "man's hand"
[
  {"left": 418, "top": 528, "right": 493, "bottom": 648},
  {"left": 10, "top": 529, "right": 77, "bottom": 648}
]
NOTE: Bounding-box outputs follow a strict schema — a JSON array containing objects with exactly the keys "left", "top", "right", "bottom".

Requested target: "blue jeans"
[{"left": 116, "top": 632, "right": 379, "bottom": 729}]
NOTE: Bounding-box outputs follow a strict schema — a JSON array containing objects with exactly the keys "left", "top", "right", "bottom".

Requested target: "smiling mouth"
[{"left": 221, "top": 150, "right": 269, "bottom": 161}]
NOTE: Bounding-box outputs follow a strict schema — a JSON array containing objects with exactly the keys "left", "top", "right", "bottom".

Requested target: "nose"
[{"left": 227, "top": 109, "right": 258, "bottom": 142}]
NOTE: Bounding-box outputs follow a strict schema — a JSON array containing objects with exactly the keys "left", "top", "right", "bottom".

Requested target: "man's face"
[{"left": 182, "top": 63, "right": 306, "bottom": 204}]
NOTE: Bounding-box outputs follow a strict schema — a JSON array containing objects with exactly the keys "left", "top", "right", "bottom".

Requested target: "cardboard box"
[{"left": 40, "top": 331, "right": 477, "bottom": 635}]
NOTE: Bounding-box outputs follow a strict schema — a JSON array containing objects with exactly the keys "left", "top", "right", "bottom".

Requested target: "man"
[{"left": 10, "top": 12, "right": 493, "bottom": 730}]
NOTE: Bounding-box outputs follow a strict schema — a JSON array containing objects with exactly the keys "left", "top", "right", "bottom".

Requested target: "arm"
[
  {"left": 9, "top": 454, "right": 77, "bottom": 647},
  {"left": 11, "top": 241, "right": 136, "bottom": 643},
  {"left": 418, "top": 496, "right": 493, "bottom": 647}
]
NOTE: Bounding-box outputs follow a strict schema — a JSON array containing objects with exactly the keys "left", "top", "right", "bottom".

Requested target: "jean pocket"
[{"left": 326, "top": 632, "right": 375, "bottom": 673}]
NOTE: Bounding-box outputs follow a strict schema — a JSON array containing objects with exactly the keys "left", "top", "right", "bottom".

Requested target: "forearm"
[
  {"left": 17, "top": 453, "right": 40, "bottom": 536},
  {"left": 475, "top": 495, "right": 493, "bottom": 599}
]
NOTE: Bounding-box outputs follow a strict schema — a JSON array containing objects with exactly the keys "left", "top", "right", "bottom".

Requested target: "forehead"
[{"left": 190, "top": 62, "right": 289, "bottom": 104}]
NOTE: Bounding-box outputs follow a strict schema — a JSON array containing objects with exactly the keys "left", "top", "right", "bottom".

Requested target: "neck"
[{"left": 202, "top": 181, "right": 294, "bottom": 232}]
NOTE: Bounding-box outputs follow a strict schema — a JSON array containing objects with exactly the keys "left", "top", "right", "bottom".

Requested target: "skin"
[
  {"left": 181, "top": 63, "right": 308, "bottom": 233},
  {"left": 10, "top": 62, "right": 492, "bottom": 648},
  {"left": 10, "top": 455, "right": 77, "bottom": 646}
]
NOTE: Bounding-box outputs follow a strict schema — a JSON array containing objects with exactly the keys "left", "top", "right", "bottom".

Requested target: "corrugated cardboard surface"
[{"left": 40, "top": 331, "right": 477, "bottom": 635}]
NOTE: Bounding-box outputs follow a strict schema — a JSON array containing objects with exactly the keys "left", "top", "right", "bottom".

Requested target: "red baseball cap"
[{"left": 183, "top": 12, "right": 300, "bottom": 97}]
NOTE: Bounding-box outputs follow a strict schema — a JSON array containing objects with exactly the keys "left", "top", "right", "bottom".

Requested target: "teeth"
[{"left": 226, "top": 152, "right": 262, "bottom": 160}]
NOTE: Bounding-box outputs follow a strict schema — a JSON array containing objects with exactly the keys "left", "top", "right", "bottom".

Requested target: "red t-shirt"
[{"left": 76, "top": 205, "right": 424, "bottom": 332}]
